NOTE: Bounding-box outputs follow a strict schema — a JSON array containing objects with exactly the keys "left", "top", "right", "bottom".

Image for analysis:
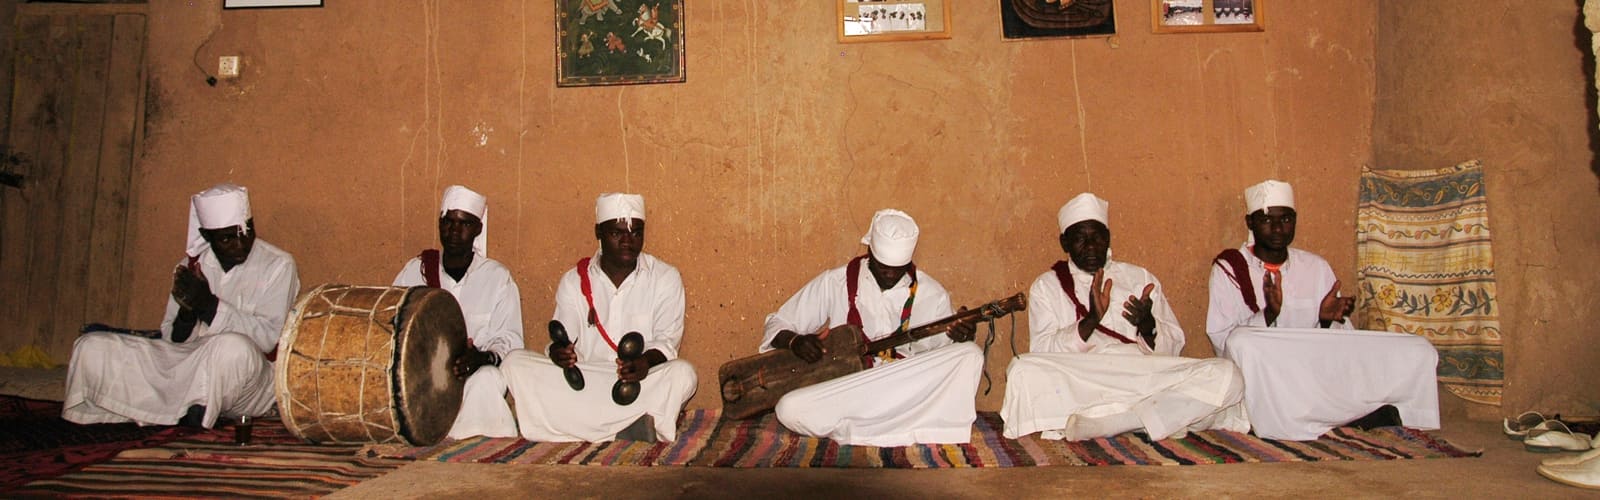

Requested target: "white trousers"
[
  {"left": 446, "top": 365, "right": 518, "bottom": 439},
  {"left": 63, "top": 331, "right": 274, "bottom": 429},
  {"left": 775, "top": 342, "right": 984, "bottom": 447},
  {"left": 1000, "top": 349, "right": 1249, "bottom": 441},
  {"left": 501, "top": 351, "right": 697, "bottom": 442}
]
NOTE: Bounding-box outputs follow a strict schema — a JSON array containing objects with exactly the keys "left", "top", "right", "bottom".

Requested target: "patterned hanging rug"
[{"left": 1357, "top": 160, "right": 1503, "bottom": 405}]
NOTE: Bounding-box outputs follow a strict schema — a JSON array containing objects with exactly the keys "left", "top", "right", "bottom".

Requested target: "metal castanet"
[
  {"left": 548, "top": 320, "right": 585, "bottom": 391},
  {"left": 612, "top": 332, "right": 645, "bottom": 405},
  {"left": 717, "top": 292, "right": 1027, "bottom": 420}
]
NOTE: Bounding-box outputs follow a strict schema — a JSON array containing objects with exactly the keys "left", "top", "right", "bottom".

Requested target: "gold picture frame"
[
  {"left": 837, "top": 0, "right": 951, "bottom": 43},
  {"left": 1152, "top": 0, "right": 1263, "bottom": 34}
]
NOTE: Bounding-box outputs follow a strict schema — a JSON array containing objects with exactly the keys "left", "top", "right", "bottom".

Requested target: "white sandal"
[
  {"left": 1503, "top": 411, "right": 1547, "bottom": 441},
  {"left": 1527, "top": 420, "right": 1594, "bottom": 453}
]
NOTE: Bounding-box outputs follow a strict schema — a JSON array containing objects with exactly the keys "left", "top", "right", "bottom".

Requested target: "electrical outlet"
[{"left": 218, "top": 56, "right": 240, "bottom": 78}]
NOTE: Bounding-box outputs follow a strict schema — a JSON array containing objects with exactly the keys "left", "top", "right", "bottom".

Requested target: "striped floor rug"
[
  {"left": 386, "top": 410, "right": 1481, "bottom": 467},
  {"left": 12, "top": 418, "right": 406, "bottom": 497},
  {"left": 0, "top": 396, "right": 198, "bottom": 491}
]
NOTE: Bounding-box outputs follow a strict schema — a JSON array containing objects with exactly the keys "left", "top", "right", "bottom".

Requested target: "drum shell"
[{"left": 275, "top": 284, "right": 468, "bottom": 445}]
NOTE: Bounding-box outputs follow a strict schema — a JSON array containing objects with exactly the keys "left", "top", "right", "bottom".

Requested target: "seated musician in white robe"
[
  {"left": 1002, "top": 193, "right": 1248, "bottom": 441},
  {"left": 64, "top": 184, "right": 300, "bottom": 429},
  {"left": 1207, "top": 179, "right": 1440, "bottom": 440},
  {"left": 760, "top": 209, "right": 982, "bottom": 447},
  {"left": 392, "top": 185, "right": 523, "bottom": 439},
  {"left": 501, "top": 193, "right": 696, "bottom": 442}
]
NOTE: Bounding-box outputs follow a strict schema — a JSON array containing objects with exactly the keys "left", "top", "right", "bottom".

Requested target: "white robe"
[
  {"left": 1208, "top": 245, "right": 1439, "bottom": 440},
  {"left": 63, "top": 240, "right": 299, "bottom": 428},
  {"left": 394, "top": 253, "right": 524, "bottom": 439},
  {"left": 1206, "top": 245, "right": 1351, "bottom": 355},
  {"left": 761, "top": 259, "right": 982, "bottom": 447},
  {"left": 1001, "top": 260, "right": 1248, "bottom": 440},
  {"left": 501, "top": 252, "right": 696, "bottom": 442},
  {"left": 1225, "top": 327, "right": 1440, "bottom": 440}
]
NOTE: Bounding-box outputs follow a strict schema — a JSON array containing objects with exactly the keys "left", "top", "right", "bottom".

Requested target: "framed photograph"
[
  {"left": 1153, "top": 0, "right": 1263, "bottom": 34},
  {"left": 837, "top": 0, "right": 951, "bottom": 44},
  {"left": 557, "top": 0, "right": 685, "bottom": 87},
  {"left": 1000, "top": 0, "right": 1117, "bottom": 40},
  {"left": 223, "top": 0, "right": 323, "bottom": 8}
]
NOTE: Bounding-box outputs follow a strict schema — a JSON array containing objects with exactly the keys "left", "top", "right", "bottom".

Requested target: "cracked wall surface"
[
  {"left": 1375, "top": 1, "right": 1600, "bottom": 415},
  {"left": 124, "top": 1, "right": 1377, "bottom": 410}
]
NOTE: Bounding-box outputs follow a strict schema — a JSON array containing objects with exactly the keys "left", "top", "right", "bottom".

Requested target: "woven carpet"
[
  {"left": 382, "top": 410, "right": 1480, "bottom": 467},
  {"left": 1357, "top": 160, "right": 1504, "bottom": 405},
  {"left": 11, "top": 417, "right": 406, "bottom": 498},
  {"left": 0, "top": 395, "right": 196, "bottom": 491}
]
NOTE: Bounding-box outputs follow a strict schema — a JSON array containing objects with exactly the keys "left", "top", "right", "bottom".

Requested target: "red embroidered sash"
[
  {"left": 576, "top": 257, "right": 620, "bottom": 352},
  {"left": 419, "top": 249, "right": 442, "bottom": 288},
  {"left": 1051, "top": 261, "right": 1136, "bottom": 345},
  {"left": 1211, "top": 249, "right": 1259, "bottom": 313}
]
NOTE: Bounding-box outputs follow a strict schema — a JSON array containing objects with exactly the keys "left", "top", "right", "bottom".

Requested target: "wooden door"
[{"left": 0, "top": 4, "right": 146, "bottom": 364}]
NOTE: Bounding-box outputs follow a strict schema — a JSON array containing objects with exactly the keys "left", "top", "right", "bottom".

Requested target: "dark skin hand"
[
  {"left": 170, "top": 221, "right": 255, "bottom": 343},
  {"left": 616, "top": 349, "right": 667, "bottom": 383},
  {"left": 550, "top": 341, "right": 579, "bottom": 368},
  {"left": 772, "top": 330, "right": 825, "bottom": 363},
  {"left": 1077, "top": 269, "right": 1113, "bottom": 341},
  {"left": 1122, "top": 283, "right": 1159, "bottom": 348},
  {"left": 451, "top": 349, "right": 495, "bottom": 379},
  {"left": 549, "top": 342, "right": 667, "bottom": 382},
  {"left": 1262, "top": 269, "right": 1283, "bottom": 326},
  {"left": 1319, "top": 280, "right": 1355, "bottom": 328}
]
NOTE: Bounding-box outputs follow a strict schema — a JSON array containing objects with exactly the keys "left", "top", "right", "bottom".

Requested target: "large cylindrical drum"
[{"left": 275, "top": 284, "right": 468, "bottom": 445}]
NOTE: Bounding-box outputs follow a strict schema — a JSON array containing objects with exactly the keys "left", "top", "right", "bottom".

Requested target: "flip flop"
[
  {"left": 1527, "top": 420, "right": 1594, "bottom": 453},
  {"left": 1504, "top": 411, "right": 1547, "bottom": 441}
]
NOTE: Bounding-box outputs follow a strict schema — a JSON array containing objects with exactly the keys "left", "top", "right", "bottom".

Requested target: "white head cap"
[
  {"left": 1245, "top": 179, "right": 1295, "bottom": 214},
  {"left": 1057, "top": 192, "right": 1109, "bottom": 234},
  {"left": 860, "top": 209, "right": 919, "bottom": 267},
  {"left": 186, "top": 184, "right": 252, "bottom": 258},
  {"left": 595, "top": 193, "right": 646, "bottom": 225},
  {"left": 440, "top": 185, "right": 489, "bottom": 256}
]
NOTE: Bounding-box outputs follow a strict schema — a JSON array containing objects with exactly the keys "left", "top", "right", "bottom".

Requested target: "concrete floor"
[{"left": 6, "top": 367, "right": 1593, "bottom": 498}]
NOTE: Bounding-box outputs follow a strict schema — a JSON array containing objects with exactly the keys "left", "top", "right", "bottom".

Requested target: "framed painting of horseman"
[{"left": 557, "top": 0, "right": 686, "bottom": 87}]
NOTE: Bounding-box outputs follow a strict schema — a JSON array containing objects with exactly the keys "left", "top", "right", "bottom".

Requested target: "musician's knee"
[
  {"left": 467, "top": 365, "right": 508, "bottom": 392},
  {"left": 650, "top": 359, "right": 697, "bottom": 394},
  {"left": 207, "top": 333, "right": 263, "bottom": 364}
]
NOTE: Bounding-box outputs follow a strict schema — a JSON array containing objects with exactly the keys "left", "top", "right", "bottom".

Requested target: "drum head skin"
[{"left": 394, "top": 286, "right": 469, "bottom": 445}]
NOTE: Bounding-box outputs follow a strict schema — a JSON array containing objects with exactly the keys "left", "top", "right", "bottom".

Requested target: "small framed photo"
[
  {"left": 223, "top": 0, "right": 323, "bottom": 8},
  {"left": 837, "top": 0, "right": 951, "bottom": 44},
  {"left": 1153, "top": 0, "right": 1263, "bottom": 34},
  {"left": 1000, "top": 0, "right": 1117, "bottom": 41}
]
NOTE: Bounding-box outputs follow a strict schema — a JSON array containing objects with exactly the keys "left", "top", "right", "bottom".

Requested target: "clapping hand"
[
  {"left": 1319, "top": 280, "right": 1355, "bottom": 324},
  {"left": 1262, "top": 270, "right": 1283, "bottom": 326},
  {"left": 1122, "top": 283, "right": 1157, "bottom": 344},
  {"left": 1077, "top": 269, "right": 1113, "bottom": 341}
]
